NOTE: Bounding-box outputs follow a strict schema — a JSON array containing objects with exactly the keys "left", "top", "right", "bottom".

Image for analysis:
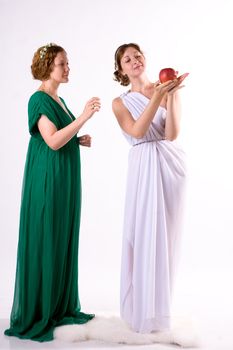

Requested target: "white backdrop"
[{"left": 1, "top": 0, "right": 233, "bottom": 345}]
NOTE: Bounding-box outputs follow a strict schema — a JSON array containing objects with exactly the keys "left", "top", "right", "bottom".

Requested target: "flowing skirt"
[{"left": 120, "top": 140, "right": 186, "bottom": 333}]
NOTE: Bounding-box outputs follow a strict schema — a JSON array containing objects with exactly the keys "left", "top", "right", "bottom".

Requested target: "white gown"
[{"left": 120, "top": 91, "right": 186, "bottom": 333}]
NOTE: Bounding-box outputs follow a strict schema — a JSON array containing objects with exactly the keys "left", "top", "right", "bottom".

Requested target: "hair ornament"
[{"left": 39, "top": 43, "right": 56, "bottom": 59}]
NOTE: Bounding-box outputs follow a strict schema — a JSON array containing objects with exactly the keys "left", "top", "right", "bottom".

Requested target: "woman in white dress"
[{"left": 112, "top": 43, "right": 188, "bottom": 333}]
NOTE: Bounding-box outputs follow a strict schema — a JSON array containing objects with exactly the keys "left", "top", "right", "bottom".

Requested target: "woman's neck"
[
  {"left": 130, "top": 75, "right": 153, "bottom": 94},
  {"left": 38, "top": 80, "right": 59, "bottom": 98}
]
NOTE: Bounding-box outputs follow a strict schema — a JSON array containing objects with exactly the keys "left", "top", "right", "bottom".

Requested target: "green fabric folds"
[{"left": 4, "top": 91, "right": 94, "bottom": 342}]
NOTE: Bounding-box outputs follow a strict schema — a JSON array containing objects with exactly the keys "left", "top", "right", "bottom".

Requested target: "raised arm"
[
  {"left": 38, "top": 97, "right": 100, "bottom": 150},
  {"left": 164, "top": 91, "right": 181, "bottom": 141},
  {"left": 112, "top": 80, "right": 179, "bottom": 139},
  {"left": 164, "top": 73, "right": 188, "bottom": 140}
]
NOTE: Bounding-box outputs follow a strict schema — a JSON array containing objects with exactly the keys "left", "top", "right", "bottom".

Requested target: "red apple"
[{"left": 159, "top": 68, "right": 178, "bottom": 83}]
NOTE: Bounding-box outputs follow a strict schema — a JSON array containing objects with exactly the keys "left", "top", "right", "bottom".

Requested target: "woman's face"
[
  {"left": 49, "top": 51, "right": 70, "bottom": 83},
  {"left": 120, "top": 47, "right": 145, "bottom": 79}
]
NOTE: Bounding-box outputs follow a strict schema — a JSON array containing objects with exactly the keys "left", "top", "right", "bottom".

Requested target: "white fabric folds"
[{"left": 120, "top": 91, "right": 186, "bottom": 333}]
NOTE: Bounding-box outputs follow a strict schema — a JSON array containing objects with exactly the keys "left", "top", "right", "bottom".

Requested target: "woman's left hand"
[
  {"left": 78, "top": 134, "right": 92, "bottom": 147},
  {"left": 168, "top": 72, "right": 189, "bottom": 95}
]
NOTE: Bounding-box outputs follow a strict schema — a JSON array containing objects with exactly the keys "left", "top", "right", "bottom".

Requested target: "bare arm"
[
  {"left": 164, "top": 73, "right": 189, "bottom": 140},
  {"left": 112, "top": 80, "right": 178, "bottom": 139},
  {"left": 165, "top": 91, "right": 181, "bottom": 141},
  {"left": 38, "top": 97, "right": 100, "bottom": 150}
]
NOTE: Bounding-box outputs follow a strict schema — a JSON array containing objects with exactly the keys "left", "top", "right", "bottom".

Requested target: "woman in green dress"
[{"left": 4, "top": 43, "right": 101, "bottom": 342}]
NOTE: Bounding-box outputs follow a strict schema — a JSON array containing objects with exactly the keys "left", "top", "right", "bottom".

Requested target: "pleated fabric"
[
  {"left": 4, "top": 91, "right": 94, "bottom": 342},
  {"left": 120, "top": 91, "right": 186, "bottom": 333}
]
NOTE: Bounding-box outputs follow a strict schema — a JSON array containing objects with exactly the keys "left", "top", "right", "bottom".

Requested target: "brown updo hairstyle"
[
  {"left": 113, "top": 43, "right": 143, "bottom": 86},
  {"left": 31, "top": 43, "right": 65, "bottom": 81}
]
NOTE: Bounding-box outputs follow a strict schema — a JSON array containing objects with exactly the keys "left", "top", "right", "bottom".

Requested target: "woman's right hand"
[{"left": 81, "top": 97, "right": 101, "bottom": 120}]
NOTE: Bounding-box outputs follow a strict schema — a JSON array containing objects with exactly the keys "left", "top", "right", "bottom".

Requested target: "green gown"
[{"left": 4, "top": 91, "right": 94, "bottom": 342}]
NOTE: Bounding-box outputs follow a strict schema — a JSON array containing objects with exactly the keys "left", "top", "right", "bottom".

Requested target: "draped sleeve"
[{"left": 28, "top": 91, "right": 59, "bottom": 136}]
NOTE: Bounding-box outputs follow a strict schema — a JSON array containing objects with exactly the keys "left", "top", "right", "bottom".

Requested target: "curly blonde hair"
[
  {"left": 31, "top": 43, "right": 65, "bottom": 81},
  {"left": 113, "top": 43, "right": 143, "bottom": 86}
]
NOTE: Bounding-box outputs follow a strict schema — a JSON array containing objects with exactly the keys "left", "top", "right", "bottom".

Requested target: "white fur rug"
[{"left": 54, "top": 315, "right": 199, "bottom": 347}]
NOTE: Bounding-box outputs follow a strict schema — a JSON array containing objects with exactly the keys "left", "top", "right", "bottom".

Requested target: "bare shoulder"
[
  {"left": 112, "top": 96, "right": 123, "bottom": 110},
  {"left": 112, "top": 96, "right": 130, "bottom": 119}
]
